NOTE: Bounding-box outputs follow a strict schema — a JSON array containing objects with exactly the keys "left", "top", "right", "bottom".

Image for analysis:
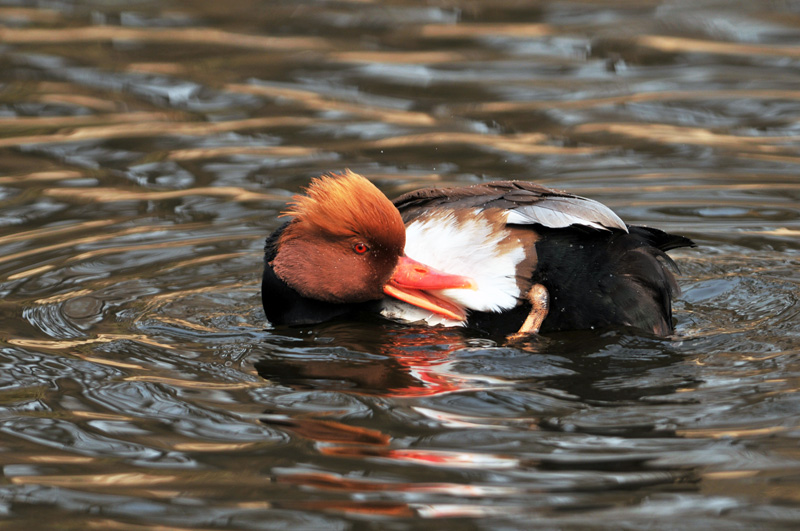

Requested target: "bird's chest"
[{"left": 380, "top": 209, "right": 537, "bottom": 326}]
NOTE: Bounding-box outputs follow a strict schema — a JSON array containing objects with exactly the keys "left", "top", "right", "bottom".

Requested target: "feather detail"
[
  {"left": 379, "top": 209, "right": 527, "bottom": 327},
  {"left": 281, "top": 169, "right": 406, "bottom": 245},
  {"left": 505, "top": 196, "right": 628, "bottom": 232},
  {"left": 394, "top": 180, "right": 628, "bottom": 232}
]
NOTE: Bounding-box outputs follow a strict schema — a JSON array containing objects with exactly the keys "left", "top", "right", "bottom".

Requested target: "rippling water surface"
[{"left": 1, "top": 1, "right": 800, "bottom": 528}]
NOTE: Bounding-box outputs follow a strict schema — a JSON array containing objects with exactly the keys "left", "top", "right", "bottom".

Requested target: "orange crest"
[{"left": 282, "top": 170, "right": 406, "bottom": 248}]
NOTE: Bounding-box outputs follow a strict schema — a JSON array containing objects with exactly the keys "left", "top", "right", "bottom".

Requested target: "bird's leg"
[{"left": 507, "top": 284, "right": 549, "bottom": 340}]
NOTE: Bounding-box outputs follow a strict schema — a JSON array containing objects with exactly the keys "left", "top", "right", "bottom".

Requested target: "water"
[{"left": 1, "top": 0, "right": 799, "bottom": 528}]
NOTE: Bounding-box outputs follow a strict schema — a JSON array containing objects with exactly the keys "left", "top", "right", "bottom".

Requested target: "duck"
[{"left": 262, "top": 170, "right": 694, "bottom": 337}]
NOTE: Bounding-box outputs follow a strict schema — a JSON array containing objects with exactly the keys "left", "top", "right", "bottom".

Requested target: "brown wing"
[{"left": 393, "top": 181, "right": 627, "bottom": 232}]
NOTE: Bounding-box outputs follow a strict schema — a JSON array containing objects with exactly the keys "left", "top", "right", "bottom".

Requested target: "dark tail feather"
[
  {"left": 619, "top": 226, "right": 695, "bottom": 334},
  {"left": 628, "top": 226, "right": 695, "bottom": 275},
  {"left": 629, "top": 225, "right": 696, "bottom": 252}
]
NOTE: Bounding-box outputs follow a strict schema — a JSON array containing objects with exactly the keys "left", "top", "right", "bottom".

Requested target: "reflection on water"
[{"left": 1, "top": 0, "right": 800, "bottom": 528}]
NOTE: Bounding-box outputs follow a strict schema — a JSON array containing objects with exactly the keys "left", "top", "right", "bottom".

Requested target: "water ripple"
[{"left": 1, "top": 0, "right": 800, "bottom": 528}]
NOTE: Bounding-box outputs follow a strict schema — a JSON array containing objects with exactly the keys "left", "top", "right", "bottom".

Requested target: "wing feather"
[
  {"left": 505, "top": 195, "right": 628, "bottom": 232},
  {"left": 394, "top": 180, "right": 628, "bottom": 232}
]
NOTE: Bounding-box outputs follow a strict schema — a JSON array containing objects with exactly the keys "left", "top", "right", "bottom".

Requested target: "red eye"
[{"left": 353, "top": 243, "right": 369, "bottom": 254}]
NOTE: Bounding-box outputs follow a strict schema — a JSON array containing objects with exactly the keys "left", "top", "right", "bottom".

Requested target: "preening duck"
[{"left": 262, "top": 170, "right": 694, "bottom": 337}]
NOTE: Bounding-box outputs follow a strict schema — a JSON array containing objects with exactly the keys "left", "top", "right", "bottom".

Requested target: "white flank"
[{"left": 380, "top": 209, "right": 526, "bottom": 325}]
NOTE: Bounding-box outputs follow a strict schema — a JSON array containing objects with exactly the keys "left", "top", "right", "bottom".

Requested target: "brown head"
[{"left": 271, "top": 170, "right": 407, "bottom": 303}]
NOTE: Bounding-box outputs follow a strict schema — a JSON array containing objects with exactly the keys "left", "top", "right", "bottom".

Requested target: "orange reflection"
[
  {"left": 257, "top": 323, "right": 521, "bottom": 402},
  {"left": 256, "top": 325, "right": 535, "bottom": 503},
  {"left": 331, "top": 50, "right": 459, "bottom": 64},
  {"left": 0, "top": 111, "right": 169, "bottom": 131},
  {"left": 36, "top": 93, "right": 119, "bottom": 112},
  {"left": 574, "top": 122, "right": 794, "bottom": 149},
  {"left": 126, "top": 62, "right": 186, "bottom": 75},
  {"left": 34, "top": 288, "right": 94, "bottom": 305},
  {"left": 124, "top": 376, "right": 258, "bottom": 390},
  {"left": 0, "top": 218, "right": 118, "bottom": 246},
  {"left": 173, "top": 442, "right": 261, "bottom": 452},
  {"left": 278, "top": 471, "right": 517, "bottom": 497},
  {"left": 0, "top": 7, "right": 61, "bottom": 23},
  {"left": 59, "top": 233, "right": 261, "bottom": 264},
  {"left": 0, "top": 26, "right": 330, "bottom": 52},
  {"left": 27, "top": 455, "right": 95, "bottom": 464},
  {"left": 159, "top": 252, "right": 247, "bottom": 273},
  {"left": 471, "top": 89, "right": 800, "bottom": 114},
  {"left": 274, "top": 470, "right": 521, "bottom": 518},
  {"left": 320, "top": 446, "right": 519, "bottom": 469},
  {"left": 0, "top": 170, "right": 85, "bottom": 185},
  {"left": 420, "top": 22, "right": 552, "bottom": 39},
  {"left": 9, "top": 333, "right": 172, "bottom": 353},
  {"left": 637, "top": 35, "right": 800, "bottom": 58},
  {"left": 282, "top": 499, "right": 414, "bottom": 518},
  {"left": 279, "top": 497, "right": 511, "bottom": 519},
  {"left": 263, "top": 417, "right": 390, "bottom": 445},
  {"left": 11, "top": 472, "right": 176, "bottom": 487},
  {"left": 677, "top": 425, "right": 790, "bottom": 439},
  {"left": 0, "top": 222, "right": 180, "bottom": 267},
  {"left": 256, "top": 328, "right": 488, "bottom": 458},
  {"left": 364, "top": 131, "right": 599, "bottom": 155},
  {"left": 7, "top": 264, "right": 55, "bottom": 281},
  {"left": 256, "top": 327, "right": 479, "bottom": 398},
  {"left": 0, "top": 116, "right": 316, "bottom": 149},
  {"left": 254, "top": 326, "right": 539, "bottom": 518},
  {"left": 378, "top": 330, "right": 468, "bottom": 398},
  {"left": 167, "top": 145, "right": 318, "bottom": 161},
  {"left": 227, "top": 83, "right": 435, "bottom": 126}
]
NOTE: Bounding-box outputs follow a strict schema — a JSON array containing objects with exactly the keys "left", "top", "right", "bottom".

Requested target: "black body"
[
  {"left": 532, "top": 225, "right": 692, "bottom": 334},
  {"left": 467, "top": 225, "right": 693, "bottom": 336}
]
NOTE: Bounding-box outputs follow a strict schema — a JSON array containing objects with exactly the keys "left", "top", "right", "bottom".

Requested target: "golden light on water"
[
  {"left": 0, "top": 25, "right": 331, "bottom": 51},
  {"left": 1, "top": 1, "right": 799, "bottom": 528}
]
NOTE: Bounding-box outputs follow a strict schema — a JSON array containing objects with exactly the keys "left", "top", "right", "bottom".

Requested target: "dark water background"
[{"left": 1, "top": 1, "right": 800, "bottom": 529}]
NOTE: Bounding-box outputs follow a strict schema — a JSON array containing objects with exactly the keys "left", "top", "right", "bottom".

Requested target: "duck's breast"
[{"left": 380, "top": 208, "right": 537, "bottom": 325}]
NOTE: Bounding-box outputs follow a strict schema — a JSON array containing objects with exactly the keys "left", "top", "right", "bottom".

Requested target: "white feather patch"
[{"left": 380, "top": 209, "right": 525, "bottom": 325}]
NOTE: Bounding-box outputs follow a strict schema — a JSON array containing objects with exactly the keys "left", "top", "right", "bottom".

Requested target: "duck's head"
[{"left": 270, "top": 170, "right": 475, "bottom": 320}]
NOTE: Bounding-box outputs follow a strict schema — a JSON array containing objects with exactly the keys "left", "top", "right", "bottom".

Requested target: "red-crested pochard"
[{"left": 262, "top": 170, "right": 693, "bottom": 337}]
